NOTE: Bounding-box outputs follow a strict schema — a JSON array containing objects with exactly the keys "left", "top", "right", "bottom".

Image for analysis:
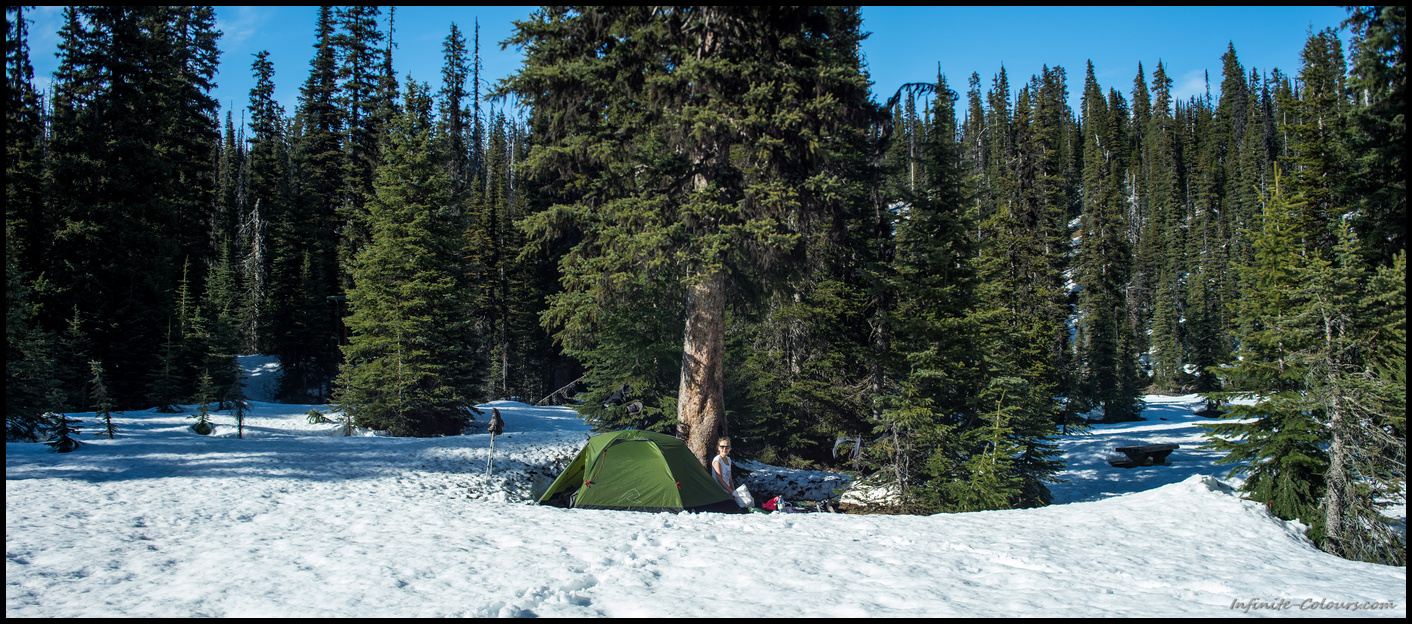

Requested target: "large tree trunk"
[{"left": 677, "top": 269, "right": 727, "bottom": 467}]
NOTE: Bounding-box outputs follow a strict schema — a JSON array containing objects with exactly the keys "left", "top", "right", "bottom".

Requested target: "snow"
[
  {"left": 6, "top": 360, "right": 1405, "bottom": 617},
  {"left": 736, "top": 459, "right": 850, "bottom": 502},
  {"left": 1054, "top": 394, "right": 1252, "bottom": 505},
  {"left": 237, "top": 354, "right": 283, "bottom": 406}
]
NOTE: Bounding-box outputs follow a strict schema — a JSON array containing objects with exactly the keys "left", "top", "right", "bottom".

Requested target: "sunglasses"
[{"left": 718, "top": 445, "right": 731, "bottom": 449}]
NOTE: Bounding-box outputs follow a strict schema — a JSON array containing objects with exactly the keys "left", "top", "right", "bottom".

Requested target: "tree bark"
[{"left": 678, "top": 268, "right": 727, "bottom": 467}]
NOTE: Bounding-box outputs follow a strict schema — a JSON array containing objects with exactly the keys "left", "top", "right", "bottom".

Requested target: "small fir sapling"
[
  {"left": 190, "top": 370, "right": 215, "bottom": 435},
  {"left": 44, "top": 412, "right": 83, "bottom": 453},
  {"left": 149, "top": 322, "right": 184, "bottom": 413},
  {"left": 89, "top": 360, "right": 118, "bottom": 439},
  {"left": 225, "top": 359, "right": 249, "bottom": 439}
]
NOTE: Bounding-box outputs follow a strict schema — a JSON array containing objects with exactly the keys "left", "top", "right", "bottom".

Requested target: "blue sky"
[{"left": 21, "top": 6, "right": 1351, "bottom": 124}]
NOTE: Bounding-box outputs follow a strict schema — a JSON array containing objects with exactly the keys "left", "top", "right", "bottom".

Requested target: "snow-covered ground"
[
  {"left": 1054, "top": 394, "right": 1253, "bottom": 504},
  {"left": 6, "top": 359, "right": 1405, "bottom": 617}
]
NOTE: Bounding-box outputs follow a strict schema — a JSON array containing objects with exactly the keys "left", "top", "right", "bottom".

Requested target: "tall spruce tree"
[
  {"left": 438, "top": 22, "right": 471, "bottom": 201},
  {"left": 1206, "top": 172, "right": 1406, "bottom": 565},
  {"left": 333, "top": 5, "right": 388, "bottom": 289},
  {"left": 971, "top": 65, "right": 1075, "bottom": 436},
  {"left": 294, "top": 3, "right": 344, "bottom": 286},
  {"left": 1343, "top": 6, "right": 1405, "bottom": 266},
  {"left": 882, "top": 74, "right": 986, "bottom": 511},
  {"left": 335, "top": 80, "right": 485, "bottom": 437},
  {"left": 1204, "top": 173, "right": 1327, "bottom": 541},
  {"left": 158, "top": 7, "right": 222, "bottom": 274},
  {"left": 1140, "top": 61, "right": 1188, "bottom": 390},
  {"left": 250, "top": 50, "right": 329, "bottom": 401},
  {"left": 1287, "top": 28, "right": 1350, "bottom": 251},
  {"left": 1075, "top": 64, "right": 1142, "bottom": 422},
  {"left": 288, "top": 5, "right": 346, "bottom": 391},
  {"left": 505, "top": 7, "right": 878, "bottom": 464}
]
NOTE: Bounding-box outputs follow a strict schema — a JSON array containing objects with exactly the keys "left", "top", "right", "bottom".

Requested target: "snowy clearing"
[{"left": 5, "top": 361, "right": 1405, "bottom": 617}]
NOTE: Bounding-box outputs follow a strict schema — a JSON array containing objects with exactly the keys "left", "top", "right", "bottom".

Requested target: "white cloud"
[
  {"left": 1172, "top": 68, "right": 1210, "bottom": 104},
  {"left": 215, "top": 6, "right": 269, "bottom": 52}
]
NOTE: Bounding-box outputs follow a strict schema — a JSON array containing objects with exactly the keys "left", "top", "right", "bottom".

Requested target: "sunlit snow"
[{"left": 5, "top": 357, "right": 1404, "bottom": 617}]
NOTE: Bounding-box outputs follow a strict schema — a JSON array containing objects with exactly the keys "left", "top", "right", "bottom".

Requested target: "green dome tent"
[{"left": 537, "top": 430, "right": 744, "bottom": 513}]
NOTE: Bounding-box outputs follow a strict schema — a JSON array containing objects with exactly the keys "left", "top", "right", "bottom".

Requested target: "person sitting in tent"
[{"left": 712, "top": 437, "right": 733, "bottom": 492}]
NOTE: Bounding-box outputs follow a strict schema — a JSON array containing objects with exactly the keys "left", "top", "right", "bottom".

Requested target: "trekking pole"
[{"left": 486, "top": 431, "right": 496, "bottom": 478}]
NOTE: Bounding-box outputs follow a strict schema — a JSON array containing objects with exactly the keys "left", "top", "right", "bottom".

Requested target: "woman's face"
[{"left": 718, "top": 441, "right": 730, "bottom": 458}]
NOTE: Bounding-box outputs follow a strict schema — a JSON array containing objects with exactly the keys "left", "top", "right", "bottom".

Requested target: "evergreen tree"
[
  {"left": 961, "top": 72, "right": 989, "bottom": 213},
  {"left": 52, "top": 308, "right": 93, "bottom": 412},
  {"left": 882, "top": 74, "right": 984, "bottom": 511},
  {"left": 148, "top": 320, "right": 184, "bottom": 413},
  {"left": 940, "top": 377, "right": 1047, "bottom": 511},
  {"left": 5, "top": 223, "right": 61, "bottom": 441},
  {"left": 1179, "top": 83, "right": 1233, "bottom": 393},
  {"left": 246, "top": 51, "right": 319, "bottom": 401},
  {"left": 505, "top": 7, "right": 878, "bottom": 464},
  {"left": 1140, "top": 61, "right": 1188, "bottom": 390},
  {"left": 287, "top": 5, "right": 346, "bottom": 391},
  {"left": 466, "top": 111, "right": 549, "bottom": 401},
  {"left": 729, "top": 77, "right": 877, "bottom": 462},
  {"left": 468, "top": 20, "right": 486, "bottom": 187},
  {"left": 1075, "top": 64, "right": 1142, "bottom": 421},
  {"left": 172, "top": 259, "right": 211, "bottom": 400},
  {"left": 190, "top": 370, "right": 215, "bottom": 435},
  {"left": 335, "top": 80, "right": 485, "bottom": 437},
  {"left": 5, "top": 6, "right": 47, "bottom": 274},
  {"left": 438, "top": 22, "right": 471, "bottom": 200},
  {"left": 334, "top": 5, "right": 388, "bottom": 287},
  {"left": 89, "top": 360, "right": 118, "bottom": 439},
  {"left": 1343, "top": 6, "right": 1405, "bottom": 266},
  {"left": 1306, "top": 225, "right": 1406, "bottom": 565},
  {"left": 200, "top": 257, "right": 242, "bottom": 407},
  {"left": 157, "top": 7, "right": 222, "bottom": 275},
  {"left": 216, "top": 112, "right": 245, "bottom": 294},
  {"left": 1230, "top": 66, "right": 1274, "bottom": 281},
  {"left": 483, "top": 110, "right": 515, "bottom": 396},
  {"left": 204, "top": 245, "right": 243, "bottom": 354},
  {"left": 44, "top": 412, "right": 83, "bottom": 453},
  {"left": 1204, "top": 173, "right": 1326, "bottom": 538},
  {"left": 971, "top": 65, "right": 1075, "bottom": 437},
  {"left": 293, "top": 4, "right": 344, "bottom": 294},
  {"left": 43, "top": 7, "right": 221, "bottom": 409},
  {"left": 225, "top": 357, "right": 250, "bottom": 439},
  {"left": 561, "top": 271, "right": 686, "bottom": 434},
  {"left": 1285, "top": 28, "right": 1349, "bottom": 251},
  {"left": 6, "top": 9, "right": 62, "bottom": 430},
  {"left": 373, "top": 7, "right": 400, "bottom": 157},
  {"left": 1204, "top": 173, "right": 1406, "bottom": 564},
  {"left": 983, "top": 67, "right": 1075, "bottom": 501}
]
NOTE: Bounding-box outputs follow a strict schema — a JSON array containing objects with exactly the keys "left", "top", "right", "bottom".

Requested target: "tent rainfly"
[{"left": 537, "top": 430, "right": 744, "bottom": 513}]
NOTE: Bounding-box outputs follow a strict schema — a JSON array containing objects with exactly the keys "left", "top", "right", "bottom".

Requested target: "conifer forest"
[{"left": 5, "top": 7, "right": 1405, "bottom": 564}]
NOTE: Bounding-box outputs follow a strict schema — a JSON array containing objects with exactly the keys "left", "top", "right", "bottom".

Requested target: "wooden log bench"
[{"left": 1109, "top": 443, "right": 1179, "bottom": 468}]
